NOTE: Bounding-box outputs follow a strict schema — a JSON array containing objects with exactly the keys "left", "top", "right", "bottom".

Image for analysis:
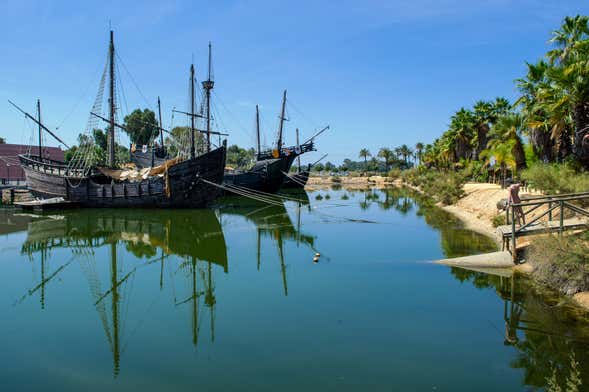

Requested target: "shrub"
[
  {"left": 522, "top": 164, "right": 589, "bottom": 194},
  {"left": 387, "top": 168, "right": 401, "bottom": 180},
  {"left": 529, "top": 232, "right": 589, "bottom": 296},
  {"left": 331, "top": 176, "right": 341, "bottom": 183},
  {"left": 491, "top": 214, "right": 506, "bottom": 227}
]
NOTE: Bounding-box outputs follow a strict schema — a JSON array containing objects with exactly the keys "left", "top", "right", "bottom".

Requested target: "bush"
[
  {"left": 399, "top": 168, "right": 466, "bottom": 205},
  {"left": 529, "top": 232, "right": 589, "bottom": 296},
  {"left": 421, "top": 172, "right": 466, "bottom": 205},
  {"left": 331, "top": 176, "right": 341, "bottom": 183},
  {"left": 387, "top": 168, "right": 401, "bottom": 179},
  {"left": 491, "top": 214, "right": 506, "bottom": 227},
  {"left": 522, "top": 164, "right": 589, "bottom": 194}
]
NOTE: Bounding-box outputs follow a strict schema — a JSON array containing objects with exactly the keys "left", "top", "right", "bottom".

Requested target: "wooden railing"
[{"left": 504, "top": 192, "right": 589, "bottom": 262}]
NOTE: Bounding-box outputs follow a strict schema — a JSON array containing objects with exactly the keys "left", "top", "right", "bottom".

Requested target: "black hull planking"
[
  {"left": 20, "top": 146, "right": 226, "bottom": 208},
  {"left": 223, "top": 153, "right": 296, "bottom": 193}
]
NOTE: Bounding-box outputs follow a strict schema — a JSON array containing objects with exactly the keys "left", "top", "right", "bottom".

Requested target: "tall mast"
[
  {"left": 157, "top": 96, "right": 164, "bottom": 147},
  {"left": 202, "top": 42, "right": 214, "bottom": 152},
  {"left": 190, "top": 64, "right": 196, "bottom": 158},
  {"left": 256, "top": 105, "right": 261, "bottom": 157},
  {"left": 277, "top": 90, "right": 287, "bottom": 154},
  {"left": 108, "top": 30, "right": 116, "bottom": 167},
  {"left": 37, "top": 99, "right": 42, "bottom": 159},
  {"left": 296, "top": 128, "right": 301, "bottom": 172}
]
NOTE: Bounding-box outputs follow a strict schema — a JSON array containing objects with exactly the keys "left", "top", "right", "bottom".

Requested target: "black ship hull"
[
  {"left": 130, "top": 147, "right": 168, "bottom": 169},
  {"left": 20, "top": 145, "right": 226, "bottom": 208},
  {"left": 223, "top": 153, "right": 296, "bottom": 194}
]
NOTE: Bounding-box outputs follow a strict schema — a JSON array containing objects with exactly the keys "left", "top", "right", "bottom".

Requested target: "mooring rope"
[
  {"left": 281, "top": 171, "right": 307, "bottom": 187},
  {"left": 201, "top": 179, "right": 284, "bottom": 206}
]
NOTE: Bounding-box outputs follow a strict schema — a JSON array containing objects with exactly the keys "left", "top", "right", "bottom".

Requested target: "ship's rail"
[{"left": 18, "top": 154, "right": 86, "bottom": 178}]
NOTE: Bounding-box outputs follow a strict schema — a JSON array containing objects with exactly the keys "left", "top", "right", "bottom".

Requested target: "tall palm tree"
[
  {"left": 516, "top": 60, "right": 557, "bottom": 162},
  {"left": 378, "top": 147, "right": 394, "bottom": 171},
  {"left": 398, "top": 144, "right": 413, "bottom": 166},
  {"left": 481, "top": 140, "right": 517, "bottom": 188},
  {"left": 359, "top": 148, "right": 371, "bottom": 171},
  {"left": 547, "top": 15, "right": 589, "bottom": 167},
  {"left": 487, "top": 113, "right": 527, "bottom": 172},
  {"left": 415, "top": 142, "right": 424, "bottom": 165},
  {"left": 472, "top": 100, "right": 493, "bottom": 159}
]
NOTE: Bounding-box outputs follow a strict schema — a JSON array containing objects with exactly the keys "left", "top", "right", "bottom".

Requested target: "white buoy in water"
[{"left": 315, "top": 253, "right": 321, "bottom": 257}]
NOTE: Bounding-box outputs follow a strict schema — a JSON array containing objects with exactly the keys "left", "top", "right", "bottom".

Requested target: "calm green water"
[{"left": 1, "top": 187, "right": 589, "bottom": 391}]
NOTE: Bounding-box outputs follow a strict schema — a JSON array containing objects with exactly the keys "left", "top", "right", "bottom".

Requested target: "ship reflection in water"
[
  {"left": 5, "top": 187, "right": 589, "bottom": 391},
  {"left": 14, "top": 190, "right": 315, "bottom": 377}
]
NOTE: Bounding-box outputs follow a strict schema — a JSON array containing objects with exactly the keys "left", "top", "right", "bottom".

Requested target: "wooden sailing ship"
[
  {"left": 14, "top": 31, "right": 226, "bottom": 208},
  {"left": 223, "top": 91, "right": 328, "bottom": 193}
]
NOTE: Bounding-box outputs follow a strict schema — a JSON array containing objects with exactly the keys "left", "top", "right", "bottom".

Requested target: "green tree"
[
  {"left": 415, "top": 142, "right": 424, "bottom": 165},
  {"left": 226, "top": 145, "right": 255, "bottom": 168},
  {"left": 398, "top": 144, "right": 413, "bottom": 166},
  {"left": 123, "top": 108, "right": 159, "bottom": 146},
  {"left": 481, "top": 139, "right": 517, "bottom": 186},
  {"left": 0, "top": 137, "right": 5, "bottom": 144},
  {"left": 359, "top": 148, "right": 371, "bottom": 171},
  {"left": 378, "top": 147, "right": 394, "bottom": 171}
]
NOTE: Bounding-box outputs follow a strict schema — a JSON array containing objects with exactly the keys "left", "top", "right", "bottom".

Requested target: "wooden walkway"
[{"left": 501, "top": 191, "right": 589, "bottom": 262}]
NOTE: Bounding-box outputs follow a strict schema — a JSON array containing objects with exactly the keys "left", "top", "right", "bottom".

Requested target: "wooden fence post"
[
  {"left": 559, "top": 200, "right": 564, "bottom": 236},
  {"left": 511, "top": 205, "right": 517, "bottom": 263}
]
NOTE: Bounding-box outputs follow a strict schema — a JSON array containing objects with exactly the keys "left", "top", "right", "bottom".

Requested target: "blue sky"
[{"left": 1, "top": 0, "right": 588, "bottom": 164}]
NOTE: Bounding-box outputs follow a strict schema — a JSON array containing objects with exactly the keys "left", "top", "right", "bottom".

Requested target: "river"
[{"left": 1, "top": 186, "right": 588, "bottom": 391}]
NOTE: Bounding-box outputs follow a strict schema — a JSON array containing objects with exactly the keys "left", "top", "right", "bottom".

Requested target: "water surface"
[{"left": 1, "top": 187, "right": 588, "bottom": 391}]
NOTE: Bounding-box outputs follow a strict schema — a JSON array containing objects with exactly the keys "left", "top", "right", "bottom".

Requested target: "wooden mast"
[
  {"left": 157, "top": 96, "right": 164, "bottom": 147},
  {"left": 256, "top": 105, "right": 261, "bottom": 158},
  {"left": 37, "top": 99, "right": 42, "bottom": 159},
  {"left": 202, "top": 42, "right": 214, "bottom": 152},
  {"left": 190, "top": 64, "right": 196, "bottom": 158},
  {"left": 108, "top": 30, "right": 116, "bottom": 167},
  {"left": 277, "top": 90, "right": 287, "bottom": 154}
]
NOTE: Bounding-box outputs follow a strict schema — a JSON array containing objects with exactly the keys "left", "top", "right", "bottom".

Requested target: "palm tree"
[
  {"left": 487, "top": 113, "right": 527, "bottom": 172},
  {"left": 516, "top": 60, "right": 557, "bottom": 162},
  {"left": 472, "top": 100, "right": 493, "bottom": 159},
  {"left": 378, "top": 147, "right": 394, "bottom": 172},
  {"left": 415, "top": 142, "right": 424, "bottom": 165},
  {"left": 359, "top": 148, "right": 371, "bottom": 172},
  {"left": 547, "top": 15, "right": 589, "bottom": 167},
  {"left": 449, "top": 108, "right": 476, "bottom": 161},
  {"left": 398, "top": 144, "right": 413, "bottom": 166},
  {"left": 481, "top": 140, "right": 517, "bottom": 188}
]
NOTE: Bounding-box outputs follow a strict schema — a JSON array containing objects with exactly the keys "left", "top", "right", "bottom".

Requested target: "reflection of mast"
[
  {"left": 110, "top": 242, "right": 121, "bottom": 377},
  {"left": 191, "top": 257, "right": 199, "bottom": 347},
  {"left": 159, "top": 249, "right": 165, "bottom": 290},
  {"left": 40, "top": 248, "right": 46, "bottom": 309},
  {"left": 277, "top": 234, "right": 288, "bottom": 296},
  {"left": 204, "top": 261, "right": 216, "bottom": 343},
  {"left": 257, "top": 229, "right": 261, "bottom": 271}
]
